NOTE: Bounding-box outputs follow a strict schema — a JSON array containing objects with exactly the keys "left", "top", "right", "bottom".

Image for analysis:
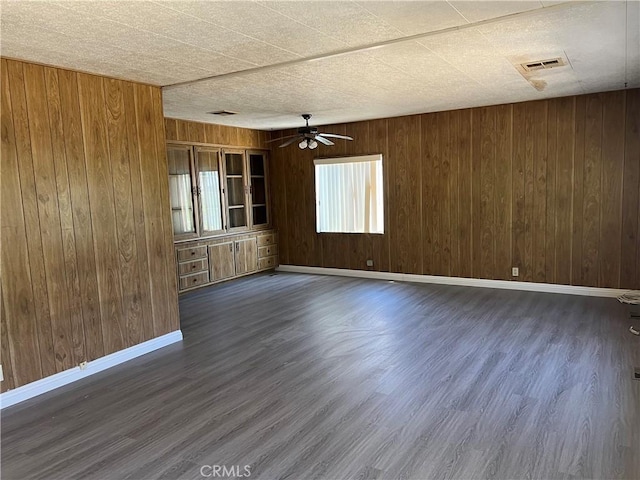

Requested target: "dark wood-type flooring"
[{"left": 2, "top": 272, "right": 639, "bottom": 479}]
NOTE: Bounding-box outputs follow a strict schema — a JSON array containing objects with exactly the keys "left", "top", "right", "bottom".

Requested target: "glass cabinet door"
[
  {"left": 167, "top": 145, "right": 198, "bottom": 239},
  {"left": 224, "top": 150, "right": 248, "bottom": 230},
  {"left": 248, "top": 151, "right": 269, "bottom": 228},
  {"left": 195, "top": 147, "right": 225, "bottom": 235}
]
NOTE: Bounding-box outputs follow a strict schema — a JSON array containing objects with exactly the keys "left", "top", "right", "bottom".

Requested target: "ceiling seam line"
[{"left": 163, "top": 0, "right": 594, "bottom": 90}]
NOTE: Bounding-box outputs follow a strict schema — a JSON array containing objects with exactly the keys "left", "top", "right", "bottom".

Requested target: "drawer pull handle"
[
  {"left": 191, "top": 251, "right": 195, "bottom": 256},
  {"left": 192, "top": 265, "right": 196, "bottom": 269},
  {"left": 193, "top": 278, "right": 197, "bottom": 283}
]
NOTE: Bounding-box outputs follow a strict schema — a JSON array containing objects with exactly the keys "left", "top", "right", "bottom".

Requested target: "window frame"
[{"left": 314, "top": 154, "right": 385, "bottom": 235}]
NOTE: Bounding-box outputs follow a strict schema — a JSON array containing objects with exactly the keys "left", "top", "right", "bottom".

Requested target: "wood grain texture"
[
  {"left": 24, "top": 62, "right": 74, "bottom": 372},
  {"left": 1, "top": 59, "right": 42, "bottom": 387},
  {"left": 1, "top": 273, "right": 638, "bottom": 479},
  {"left": 0, "top": 59, "right": 179, "bottom": 389},
  {"left": 6, "top": 59, "right": 57, "bottom": 380},
  {"left": 270, "top": 89, "right": 640, "bottom": 289},
  {"left": 165, "top": 117, "right": 268, "bottom": 149}
]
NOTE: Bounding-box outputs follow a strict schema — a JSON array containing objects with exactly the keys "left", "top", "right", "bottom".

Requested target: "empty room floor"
[{"left": 2, "top": 272, "right": 639, "bottom": 479}]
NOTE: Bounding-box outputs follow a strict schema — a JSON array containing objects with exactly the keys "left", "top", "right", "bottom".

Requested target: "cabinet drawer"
[
  {"left": 179, "top": 271, "right": 210, "bottom": 290},
  {"left": 178, "top": 258, "right": 209, "bottom": 275},
  {"left": 177, "top": 245, "right": 207, "bottom": 261},
  {"left": 258, "top": 245, "right": 278, "bottom": 258},
  {"left": 257, "top": 233, "right": 276, "bottom": 247},
  {"left": 258, "top": 256, "right": 278, "bottom": 270}
]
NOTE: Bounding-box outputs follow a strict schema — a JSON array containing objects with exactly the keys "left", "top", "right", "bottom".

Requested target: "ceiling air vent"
[
  {"left": 520, "top": 57, "right": 565, "bottom": 72},
  {"left": 208, "top": 110, "right": 237, "bottom": 116}
]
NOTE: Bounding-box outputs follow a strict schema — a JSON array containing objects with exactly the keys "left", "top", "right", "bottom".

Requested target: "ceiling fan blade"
[
  {"left": 266, "top": 134, "right": 299, "bottom": 144},
  {"left": 279, "top": 136, "right": 302, "bottom": 148},
  {"left": 314, "top": 135, "right": 334, "bottom": 146},
  {"left": 317, "top": 133, "right": 354, "bottom": 141}
]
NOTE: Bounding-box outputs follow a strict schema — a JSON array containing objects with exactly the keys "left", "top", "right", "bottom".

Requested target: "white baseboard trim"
[
  {"left": 276, "top": 265, "right": 633, "bottom": 298},
  {"left": 1, "top": 330, "right": 183, "bottom": 410}
]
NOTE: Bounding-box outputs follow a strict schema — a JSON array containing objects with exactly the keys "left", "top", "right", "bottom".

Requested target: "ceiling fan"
[{"left": 268, "top": 114, "right": 353, "bottom": 149}]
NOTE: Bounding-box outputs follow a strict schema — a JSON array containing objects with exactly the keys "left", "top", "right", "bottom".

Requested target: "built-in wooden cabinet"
[
  {"left": 196, "top": 147, "right": 226, "bottom": 236},
  {"left": 208, "top": 242, "right": 235, "bottom": 282},
  {"left": 167, "top": 144, "right": 270, "bottom": 239},
  {"left": 234, "top": 238, "right": 258, "bottom": 275},
  {"left": 168, "top": 141, "right": 274, "bottom": 293},
  {"left": 168, "top": 145, "right": 199, "bottom": 240},
  {"left": 176, "top": 230, "right": 278, "bottom": 293}
]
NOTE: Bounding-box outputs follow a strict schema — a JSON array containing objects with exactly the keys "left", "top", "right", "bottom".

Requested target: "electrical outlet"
[
  {"left": 366, "top": 259, "right": 374, "bottom": 267},
  {"left": 79, "top": 361, "right": 88, "bottom": 370},
  {"left": 512, "top": 267, "right": 519, "bottom": 277},
  {"left": 0, "top": 364, "right": 3, "bottom": 382}
]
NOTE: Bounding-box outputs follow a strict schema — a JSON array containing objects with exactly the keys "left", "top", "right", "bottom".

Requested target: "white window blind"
[
  {"left": 199, "top": 170, "right": 223, "bottom": 231},
  {"left": 314, "top": 154, "right": 384, "bottom": 234},
  {"left": 169, "top": 173, "right": 194, "bottom": 234}
]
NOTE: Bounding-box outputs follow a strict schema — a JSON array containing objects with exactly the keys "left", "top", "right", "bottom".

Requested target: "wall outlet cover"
[{"left": 512, "top": 267, "right": 519, "bottom": 277}]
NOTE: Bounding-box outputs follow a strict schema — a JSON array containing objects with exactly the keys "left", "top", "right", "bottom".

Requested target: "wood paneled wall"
[
  {"left": 164, "top": 117, "right": 269, "bottom": 149},
  {"left": 270, "top": 89, "right": 640, "bottom": 290},
  {"left": 1, "top": 59, "right": 179, "bottom": 391}
]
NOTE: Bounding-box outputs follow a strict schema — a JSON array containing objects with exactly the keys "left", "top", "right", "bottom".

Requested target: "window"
[{"left": 314, "top": 154, "right": 384, "bottom": 234}]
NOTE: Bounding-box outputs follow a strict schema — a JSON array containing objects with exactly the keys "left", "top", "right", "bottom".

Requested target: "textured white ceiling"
[{"left": 1, "top": 1, "right": 638, "bottom": 130}]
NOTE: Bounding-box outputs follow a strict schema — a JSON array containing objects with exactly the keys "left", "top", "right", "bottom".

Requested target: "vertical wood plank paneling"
[
  {"left": 6, "top": 60, "right": 57, "bottom": 379},
  {"left": 479, "top": 107, "right": 496, "bottom": 279},
  {"left": 572, "top": 95, "right": 586, "bottom": 286},
  {"left": 134, "top": 84, "right": 170, "bottom": 338},
  {"left": 1, "top": 59, "right": 43, "bottom": 386},
  {"left": 44, "top": 66, "right": 85, "bottom": 365},
  {"left": 449, "top": 110, "right": 461, "bottom": 278},
  {"left": 23, "top": 63, "right": 74, "bottom": 372},
  {"left": 270, "top": 129, "right": 290, "bottom": 265},
  {"left": 187, "top": 120, "right": 206, "bottom": 144},
  {"left": 78, "top": 72, "right": 125, "bottom": 356},
  {"left": 458, "top": 110, "right": 473, "bottom": 278},
  {"left": 164, "top": 117, "right": 269, "bottom": 149},
  {"left": 512, "top": 103, "right": 526, "bottom": 282},
  {"left": 57, "top": 69, "right": 104, "bottom": 362},
  {"left": 269, "top": 89, "right": 639, "bottom": 291},
  {"left": 621, "top": 90, "right": 640, "bottom": 289},
  {"left": 582, "top": 94, "right": 603, "bottom": 287},
  {"left": 531, "top": 101, "right": 548, "bottom": 283},
  {"left": 122, "top": 82, "right": 154, "bottom": 342},
  {"left": 599, "top": 91, "right": 625, "bottom": 288},
  {"left": 151, "top": 87, "right": 180, "bottom": 335},
  {"left": 389, "top": 116, "right": 421, "bottom": 274},
  {"left": 164, "top": 118, "right": 177, "bottom": 142},
  {"left": 471, "top": 109, "right": 483, "bottom": 278},
  {"left": 204, "top": 123, "right": 219, "bottom": 145},
  {"left": 523, "top": 102, "right": 535, "bottom": 282},
  {"left": 0, "top": 283, "right": 16, "bottom": 392},
  {"left": 440, "top": 112, "right": 452, "bottom": 276},
  {"left": 176, "top": 120, "right": 189, "bottom": 142},
  {"left": 422, "top": 113, "right": 438, "bottom": 275},
  {"left": 495, "top": 104, "right": 512, "bottom": 280},
  {"left": 104, "top": 78, "right": 144, "bottom": 347},
  {"left": 554, "top": 96, "right": 575, "bottom": 285},
  {"left": 1, "top": 59, "right": 180, "bottom": 390},
  {"left": 369, "top": 118, "right": 390, "bottom": 272},
  {"left": 545, "top": 100, "right": 557, "bottom": 284}
]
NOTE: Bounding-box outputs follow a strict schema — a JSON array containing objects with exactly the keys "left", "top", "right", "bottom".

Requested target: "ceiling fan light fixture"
[{"left": 267, "top": 114, "right": 354, "bottom": 149}]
